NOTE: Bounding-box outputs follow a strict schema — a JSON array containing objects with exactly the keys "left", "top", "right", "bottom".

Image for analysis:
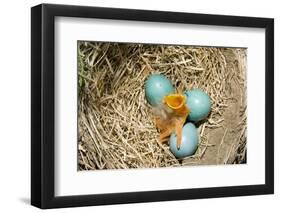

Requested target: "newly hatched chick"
[{"left": 153, "top": 94, "right": 190, "bottom": 149}]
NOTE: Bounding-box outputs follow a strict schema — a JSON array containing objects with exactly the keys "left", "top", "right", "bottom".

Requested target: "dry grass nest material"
[{"left": 78, "top": 41, "right": 247, "bottom": 170}]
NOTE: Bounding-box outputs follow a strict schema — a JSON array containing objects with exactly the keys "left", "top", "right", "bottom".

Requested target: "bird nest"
[{"left": 78, "top": 41, "right": 247, "bottom": 170}]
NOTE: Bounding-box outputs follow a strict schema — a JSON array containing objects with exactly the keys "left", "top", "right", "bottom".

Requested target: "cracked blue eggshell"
[
  {"left": 145, "top": 74, "right": 175, "bottom": 106},
  {"left": 169, "top": 123, "right": 199, "bottom": 158},
  {"left": 184, "top": 89, "right": 211, "bottom": 122}
]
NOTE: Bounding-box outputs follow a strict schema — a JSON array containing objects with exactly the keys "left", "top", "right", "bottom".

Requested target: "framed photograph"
[{"left": 31, "top": 3, "right": 274, "bottom": 209}]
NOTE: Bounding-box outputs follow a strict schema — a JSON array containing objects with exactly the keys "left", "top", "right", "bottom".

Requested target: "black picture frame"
[{"left": 31, "top": 3, "right": 274, "bottom": 209}]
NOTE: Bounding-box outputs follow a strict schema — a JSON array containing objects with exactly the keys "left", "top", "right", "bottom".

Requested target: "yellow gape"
[{"left": 164, "top": 94, "right": 189, "bottom": 117}]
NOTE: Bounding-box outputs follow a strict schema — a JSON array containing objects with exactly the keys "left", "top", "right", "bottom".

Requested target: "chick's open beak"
[{"left": 164, "top": 94, "right": 189, "bottom": 117}]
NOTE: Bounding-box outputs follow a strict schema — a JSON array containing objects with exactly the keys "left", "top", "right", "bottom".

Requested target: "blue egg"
[
  {"left": 169, "top": 123, "right": 198, "bottom": 158},
  {"left": 145, "top": 74, "right": 175, "bottom": 106},
  {"left": 184, "top": 89, "right": 211, "bottom": 122}
]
